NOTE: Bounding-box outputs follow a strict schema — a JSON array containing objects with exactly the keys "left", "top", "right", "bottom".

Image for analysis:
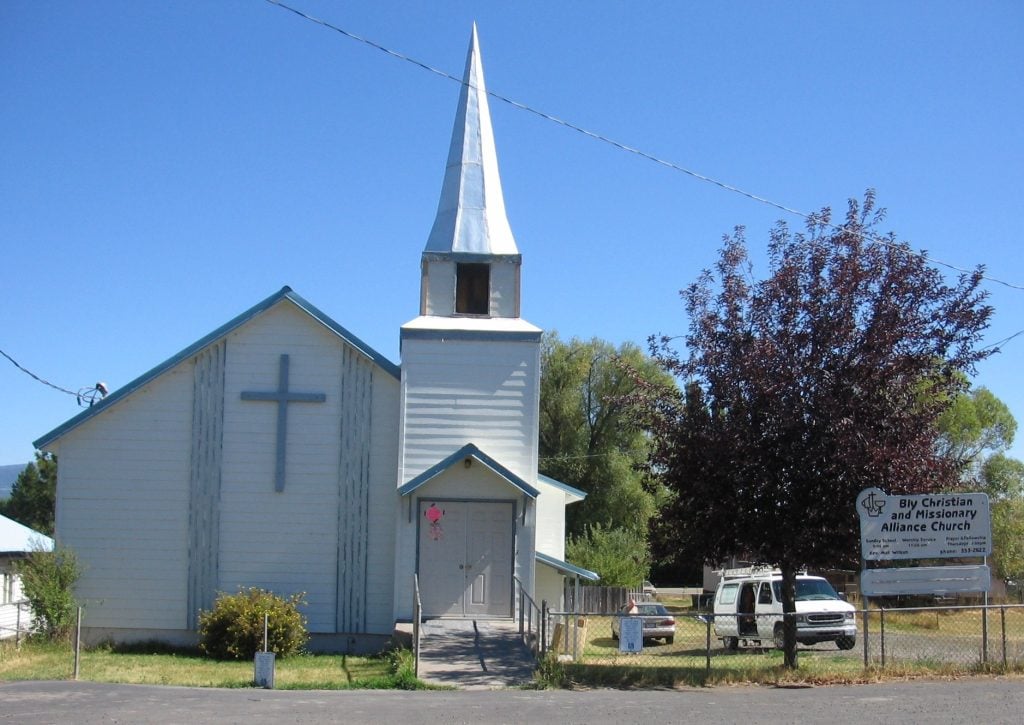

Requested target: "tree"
[
  {"left": 640, "top": 193, "right": 993, "bottom": 667},
  {"left": 936, "top": 385, "right": 1024, "bottom": 587},
  {"left": 565, "top": 524, "right": 650, "bottom": 588},
  {"left": 1, "top": 452, "right": 57, "bottom": 536},
  {"left": 15, "top": 542, "right": 80, "bottom": 641},
  {"left": 539, "top": 333, "right": 674, "bottom": 542},
  {"left": 936, "top": 384, "right": 1016, "bottom": 468}
]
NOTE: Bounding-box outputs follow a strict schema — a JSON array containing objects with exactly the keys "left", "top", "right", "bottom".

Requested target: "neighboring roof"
[
  {"left": 398, "top": 443, "right": 540, "bottom": 499},
  {"left": 34, "top": 286, "right": 400, "bottom": 449},
  {"left": 536, "top": 551, "right": 600, "bottom": 582},
  {"left": 0, "top": 514, "right": 53, "bottom": 555},
  {"left": 537, "top": 473, "right": 587, "bottom": 504},
  {"left": 423, "top": 24, "right": 518, "bottom": 258}
]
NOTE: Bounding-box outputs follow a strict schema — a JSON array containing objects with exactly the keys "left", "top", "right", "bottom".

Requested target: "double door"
[{"left": 417, "top": 500, "right": 514, "bottom": 618}]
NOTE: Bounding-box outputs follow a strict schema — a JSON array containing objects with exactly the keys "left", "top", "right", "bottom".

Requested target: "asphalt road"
[{"left": 2, "top": 678, "right": 1023, "bottom": 724}]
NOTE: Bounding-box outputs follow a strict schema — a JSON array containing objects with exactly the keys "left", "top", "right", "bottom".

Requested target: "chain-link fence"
[{"left": 544, "top": 604, "right": 1024, "bottom": 678}]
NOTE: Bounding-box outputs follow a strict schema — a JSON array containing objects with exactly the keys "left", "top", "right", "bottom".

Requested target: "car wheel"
[
  {"left": 724, "top": 636, "right": 738, "bottom": 651},
  {"left": 773, "top": 624, "right": 785, "bottom": 650},
  {"left": 836, "top": 636, "right": 856, "bottom": 650},
  {"left": 612, "top": 630, "right": 618, "bottom": 641},
  {"left": 665, "top": 636, "right": 674, "bottom": 645}
]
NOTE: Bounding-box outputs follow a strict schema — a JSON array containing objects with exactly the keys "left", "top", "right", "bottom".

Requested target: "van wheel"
[
  {"left": 836, "top": 636, "right": 856, "bottom": 650},
  {"left": 724, "top": 636, "right": 738, "bottom": 651},
  {"left": 773, "top": 624, "right": 785, "bottom": 650}
]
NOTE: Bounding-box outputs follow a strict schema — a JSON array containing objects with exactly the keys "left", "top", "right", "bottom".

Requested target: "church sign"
[{"left": 857, "top": 487, "right": 991, "bottom": 561}]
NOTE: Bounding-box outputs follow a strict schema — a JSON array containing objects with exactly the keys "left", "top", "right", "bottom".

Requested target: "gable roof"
[
  {"left": 398, "top": 443, "right": 540, "bottom": 499},
  {"left": 34, "top": 286, "right": 400, "bottom": 449},
  {"left": 0, "top": 514, "right": 53, "bottom": 555}
]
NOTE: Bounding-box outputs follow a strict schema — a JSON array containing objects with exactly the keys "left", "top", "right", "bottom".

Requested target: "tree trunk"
[{"left": 780, "top": 564, "right": 798, "bottom": 669}]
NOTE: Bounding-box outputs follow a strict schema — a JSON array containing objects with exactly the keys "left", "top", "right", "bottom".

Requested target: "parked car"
[
  {"left": 611, "top": 602, "right": 676, "bottom": 645},
  {"left": 642, "top": 580, "right": 657, "bottom": 597}
]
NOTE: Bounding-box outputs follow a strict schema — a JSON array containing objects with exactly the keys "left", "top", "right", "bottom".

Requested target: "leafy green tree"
[
  {"left": 639, "top": 193, "right": 993, "bottom": 667},
  {"left": 15, "top": 543, "right": 80, "bottom": 641},
  {"left": 539, "top": 333, "right": 675, "bottom": 542},
  {"left": 936, "top": 384, "right": 1016, "bottom": 468},
  {"left": 1, "top": 452, "right": 57, "bottom": 536},
  {"left": 565, "top": 524, "right": 650, "bottom": 588},
  {"left": 936, "top": 386, "right": 1024, "bottom": 587}
]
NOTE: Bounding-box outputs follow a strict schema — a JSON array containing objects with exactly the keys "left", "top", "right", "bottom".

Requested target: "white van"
[{"left": 712, "top": 567, "right": 856, "bottom": 650}]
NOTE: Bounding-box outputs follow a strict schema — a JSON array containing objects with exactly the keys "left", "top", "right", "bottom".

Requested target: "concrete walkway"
[{"left": 416, "top": 619, "right": 537, "bottom": 689}]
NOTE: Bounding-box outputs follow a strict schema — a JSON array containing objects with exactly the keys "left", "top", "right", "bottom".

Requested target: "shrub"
[
  {"left": 14, "top": 543, "right": 80, "bottom": 642},
  {"left": 197, "top": 588, "right": 308, "bottom": 660}
]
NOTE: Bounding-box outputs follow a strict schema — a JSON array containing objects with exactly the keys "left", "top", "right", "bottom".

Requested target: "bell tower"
[
  {"left": 419, "top": 23, "right": 522, "bottom": 321},
  {"left": 399, "top": 24, "right": 541, "bottom": 485}
]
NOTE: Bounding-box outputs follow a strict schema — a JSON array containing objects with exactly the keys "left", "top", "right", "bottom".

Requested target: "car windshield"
[
  {"left": 771, "top": 578, "right": 840, "bottom": 601},
  {"left": 635, "top": 604, "right": 669, "bottom": 616}
]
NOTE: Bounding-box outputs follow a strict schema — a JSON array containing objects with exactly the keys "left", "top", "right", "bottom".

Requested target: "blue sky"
[{"left": 2, "top": 0, "right": 1022, "bottom": 467}]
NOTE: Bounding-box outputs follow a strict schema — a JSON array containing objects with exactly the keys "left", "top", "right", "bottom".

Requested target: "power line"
[
  {"left": 1, "top": 348, "right": 108, "bottom": 407},
  {"left": 264, "top": 0, "right": 1024, "bottom": 293}
]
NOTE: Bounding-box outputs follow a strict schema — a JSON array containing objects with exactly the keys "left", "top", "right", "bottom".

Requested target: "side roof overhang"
[
  {"left": 33, "top": 286, "right": 401, "bottom": 449},
  {"left": 536, "top": 551, "right": 599, "bottom": 582},
  {"left": 398, "top": 443, "right": 540, "bottom": 499},
  {"left": 537, "top": 473, "right": 587, "bottom": 504}
]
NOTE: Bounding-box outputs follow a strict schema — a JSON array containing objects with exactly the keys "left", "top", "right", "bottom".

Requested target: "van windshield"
[{"left": 771, "top": 578, "right": 840, "bottom": 601}]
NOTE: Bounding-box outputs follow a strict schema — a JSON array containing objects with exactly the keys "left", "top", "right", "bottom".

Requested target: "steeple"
[{"left": 424, "top": 24, "right": 518, "bottom": 257}]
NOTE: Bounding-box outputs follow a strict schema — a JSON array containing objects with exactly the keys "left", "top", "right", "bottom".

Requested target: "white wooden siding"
[
  {"left": 53, "top": 364, "right": 194, "bottom": 629},
  {"left": 218, "top": 302, "right": 396, "bottom": 635},
  {"left": 399, "top": 338, "right": 540, "bottom": 484},
  {"left": 533, "top": 480, "right": 567, "bottom": 560}
]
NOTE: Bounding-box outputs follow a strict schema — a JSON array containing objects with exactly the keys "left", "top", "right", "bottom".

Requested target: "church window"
[{"left": 456, "top": 263, "right": 490, "bottom": 315}]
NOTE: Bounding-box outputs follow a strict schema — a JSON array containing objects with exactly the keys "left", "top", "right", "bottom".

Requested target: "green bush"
[
  {"left": 197, "top": 588, "right": 308, "bottom": 660},
  {"left": 14, "top": 543, "right": 80, "bottom": 642}
]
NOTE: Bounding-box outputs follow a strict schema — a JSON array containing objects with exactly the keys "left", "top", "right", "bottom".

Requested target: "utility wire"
[
  {"left": 1, "top": 348, "right": 107, "bottom": 406},
  {"left": 264, "top": 0, "right": 1024, "bottom": 293}
]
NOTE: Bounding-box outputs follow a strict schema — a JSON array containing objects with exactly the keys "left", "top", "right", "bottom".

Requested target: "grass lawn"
[
  {"left": 0, "top": 640, "right": 424, "bottom": 690},
  {"left": 541, "top": 608, "right": 1024, "bottom": 688}
]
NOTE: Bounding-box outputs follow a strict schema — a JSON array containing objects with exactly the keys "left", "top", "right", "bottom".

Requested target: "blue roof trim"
[
  {"left": 537, "top": 473, "right": 587, "bottom": 500},
  {"left": 398, "top": 443, "right": 540, "bottom": 498},
  {"left": 33, "top": 286, "right": 400, "bottom": 449},
  {"left": 536, "top": 551, "right": 600, "bottom": 582},
  {"left": 401, "top": 329, "right": 542, "bottom": 343}
]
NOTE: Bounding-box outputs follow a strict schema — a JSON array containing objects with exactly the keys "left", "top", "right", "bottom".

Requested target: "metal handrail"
[
  {"left": 412, "top": 574, "right": 422, "bottom": 677},
  {"left": 513, "top": 576, "right": 545, "bottom": 656}
]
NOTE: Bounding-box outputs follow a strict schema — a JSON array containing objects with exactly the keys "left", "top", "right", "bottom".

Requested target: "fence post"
[
  {"left": 15, "top": 602, "right": 22, "bottom": 649},
  {"left": 879, "top": 608, "right": 886, "bottom": 669},
  {"left": 541, "top": 600, "right": 547, "bottom": 656},
  {"left": 705, "top": 615, "right": 712, "bottom": 679},
  {"left": 73, "top": 606, "right": 82, "bottom": 681},
  {"left": 862, "top": 607, "right": 869, "bottom": 668},
  {"left": 1001, "top": 605, "right": 1007, "bottom": 668},
  {"left": 982, "top": 602, "right": 989, "bottom": 664}
]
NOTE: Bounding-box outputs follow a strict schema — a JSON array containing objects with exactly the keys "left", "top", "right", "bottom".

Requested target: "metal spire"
[{"left": 424, "top": 24, "right": 518, "bottom": 257}]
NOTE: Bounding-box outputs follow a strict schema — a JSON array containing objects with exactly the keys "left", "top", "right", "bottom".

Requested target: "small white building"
[
  {"left": 34, "top": 26, "right": 596, "bottom": 650},
  {"left": 0, "top": 514, "right": 54, "bottom": 640}
]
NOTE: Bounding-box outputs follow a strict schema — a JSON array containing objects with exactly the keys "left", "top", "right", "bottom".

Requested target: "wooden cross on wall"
[{"left": 241, "top": 353, "right": 326, "bottom": 492}]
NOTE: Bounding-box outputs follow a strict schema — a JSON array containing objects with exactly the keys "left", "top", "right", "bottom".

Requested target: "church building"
[{"left": 34, "top": 27, "right": 597, "bottom": 650}]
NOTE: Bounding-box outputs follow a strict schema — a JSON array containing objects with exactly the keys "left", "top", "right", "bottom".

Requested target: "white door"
[{"left": 418, "top": 500, "right": 514, "bottom": 618}]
